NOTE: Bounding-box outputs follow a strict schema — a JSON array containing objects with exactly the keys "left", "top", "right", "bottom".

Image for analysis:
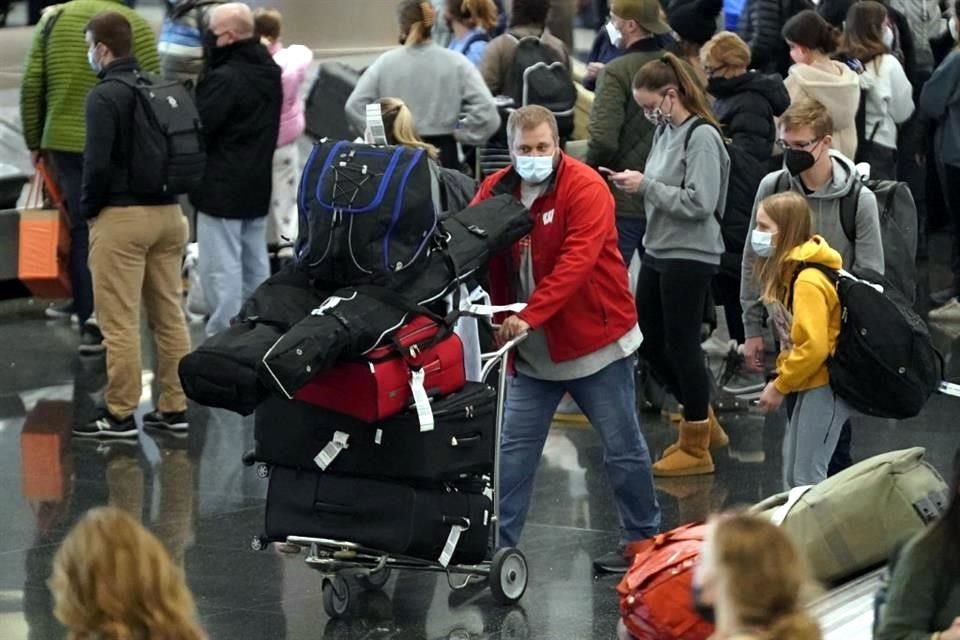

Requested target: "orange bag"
[
  {"left": 17, "top": 158, "right": 70, "bottom": 298},
  {"left": 20, "top": 400, "right": 73, "bottom": 501},
  {"left": 616, "top": 523, "right": 714, "bottom": 640}
]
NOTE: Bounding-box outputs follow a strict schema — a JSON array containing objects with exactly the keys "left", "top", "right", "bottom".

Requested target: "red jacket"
[{"left": 473, "top": 153, "right": 638, "bottom": 363}]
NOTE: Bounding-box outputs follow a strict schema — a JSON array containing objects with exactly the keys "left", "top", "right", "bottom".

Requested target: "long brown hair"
[
  {"left": 376, "top": 97, "right": 440, "bottom": 159},
  {"left": 633, "top": 52, "right": 722, "bottom": 130},
  {"left": 49, "top": 507, "right": 206, "bottom": 640},
  {"left": 398, "top": 0, "right": 435, "bottom": 46},
  {"left": 712, "top": 515, "right": 822, "bottom": 640},
  {"left": 838, "top": 1, "right": 890, "bottom": 65},
  {"left": 754, "top": 191, "right": 814, "bottom": 305},
  {"left": 446, "top": 0, "right": 498, "bottom": 31}
]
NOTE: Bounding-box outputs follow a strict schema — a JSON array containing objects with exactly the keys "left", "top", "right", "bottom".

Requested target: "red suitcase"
[{"left": 294, "top": 316, "right": 466, "bottom": 428}]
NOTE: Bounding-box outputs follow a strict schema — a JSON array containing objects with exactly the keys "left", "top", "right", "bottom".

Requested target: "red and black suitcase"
[
  {"left": 294, "top": 315, "right": 466, "bottom": 425},
  {"left": 256, "top": 382, "right": 496, "bottom": 481},
  {"left": 263, "top": 467, "right": 492, "bottom": 565}
]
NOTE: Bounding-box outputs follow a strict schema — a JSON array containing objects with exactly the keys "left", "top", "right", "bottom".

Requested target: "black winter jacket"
[
  {"left": 81, "top": 58, "right": 177, "bottom": 220},
  {"left": 738, "top": 0, "right": 811, "bottom": 77},
  {"left": 190, "top": 38, "right": 281, "bottom": 219},
  {"left": 708, "top": 72, "right": 791, "bottom": 163}
]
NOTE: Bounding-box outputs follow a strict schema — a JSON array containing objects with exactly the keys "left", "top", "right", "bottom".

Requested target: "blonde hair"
[
  {"left": 780, "top": 97, "right": 835, "bottom": 138},
  {"left": 633, "top": 53, "right": 723, "bottom": 130},
  {"left": 49, "top": 507, "right": 206, "bottom": 640},
  {"left": 506, "top": 104, "right": 559, "bottom": 149},
  {"left": 712, "top": 514, "right": 822, "bottom": 640},
  {"left": 446, "top": 0, "right": 498, "bottom": 30},
  {"left": 253, "top": 7, "right": 282, "bottom": 41},
  {"left": 755, "top": 191, "right": 814, "bottom": 305},
  {"left": 376, "top": 97, "right": 439, "bottom": 159},
  {"left": 701, "top": 31, "right": 752, "bottom": 73},
  {"left": 398, "top": 0, "right": 435, "bottom": 46}
]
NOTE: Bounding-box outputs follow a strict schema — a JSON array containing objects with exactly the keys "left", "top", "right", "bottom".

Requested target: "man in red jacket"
[{"left": 474, "top": 105, "right": 661, "bottom": 573}]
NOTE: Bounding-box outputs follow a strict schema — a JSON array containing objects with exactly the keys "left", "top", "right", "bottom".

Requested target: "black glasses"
[{"left": 776, "top": 137, "right": 822, "bottom": 151}]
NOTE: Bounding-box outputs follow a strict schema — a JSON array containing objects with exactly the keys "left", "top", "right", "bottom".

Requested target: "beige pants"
[{"left": 89, "top": 205, "right": 191, "bottom": 417}]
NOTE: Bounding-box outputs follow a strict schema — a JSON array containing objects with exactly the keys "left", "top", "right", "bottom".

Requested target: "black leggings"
[{"left": 636, "top": 259, "right": 716, "bottom": 422}]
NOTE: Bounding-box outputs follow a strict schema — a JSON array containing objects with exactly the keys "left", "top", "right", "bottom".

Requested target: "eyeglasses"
[{"left": 776, "top": 137, "right": 822, "bottom": 151}]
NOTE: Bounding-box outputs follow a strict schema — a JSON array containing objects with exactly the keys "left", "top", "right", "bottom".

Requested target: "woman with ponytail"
[
  {"left": 781, "top": 10, "right": 861, "bottom": 160},
  {"left": 606, "top": 53, "right": 730, "bottom": 478},
  {"left": 444, "top": 0, "right": 499, "bottom": 66},
  {"left": 345, "top": 0, "right": 500, "bottom": 169},
  {"left": 693, "top": 513, "right": 822, "bottom": 640}
]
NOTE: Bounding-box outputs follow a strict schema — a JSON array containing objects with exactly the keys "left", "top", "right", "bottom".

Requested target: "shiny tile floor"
[{"left": 1, "top": 267, "right": 958, "bottom": 640}]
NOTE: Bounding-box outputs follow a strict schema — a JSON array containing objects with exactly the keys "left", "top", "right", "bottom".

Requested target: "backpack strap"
[
  {"left": 839, "top": 178, "right": 862, "bottom": 247},
  {"left": 460, "top": 31, "right": 490, "bottom": 55},
  {"left": 775, "top": 170, "right": 790, "bottom": 194},
  {"left": 681, "top": 117, "right": 722, "bottom": 225},
  {"left": 788, "top": 261, "right": 840, "bottom": 309}
]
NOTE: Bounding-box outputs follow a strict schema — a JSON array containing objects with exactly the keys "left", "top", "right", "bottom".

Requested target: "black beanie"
[{"left": 668, "top": 0, "right": 723, "bottom": 45}]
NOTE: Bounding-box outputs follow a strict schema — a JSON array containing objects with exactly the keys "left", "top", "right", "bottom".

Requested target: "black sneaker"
[
  {"left": 78, "top": 319, "right": 105, "bottom": 355},
  {"left": 593, "top": 549, "right": 633, "bottom": 575},
  {"left": 74, "top": 411, "right": 138, "bottom": 439},
  {"left": 143, "top": 409, "right": 189, "bottom": 434}
]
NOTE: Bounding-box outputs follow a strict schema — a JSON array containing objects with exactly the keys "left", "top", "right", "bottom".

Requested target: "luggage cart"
[{"left": 250, "top": 333, "right": 528, "bottom": 619}]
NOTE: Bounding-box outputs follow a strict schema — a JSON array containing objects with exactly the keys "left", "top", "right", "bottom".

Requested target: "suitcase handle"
[
  {"left": 451, "top": 433, "right": 482, "bottom": 448},
  {"left": 442, "top": 515, "right": 471, "bottom": 528}
]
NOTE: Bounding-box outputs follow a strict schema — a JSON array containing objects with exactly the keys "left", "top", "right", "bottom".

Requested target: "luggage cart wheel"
[
  {"left": 322, "top": 575, "right": 353, "bottom": 619},
  {"left": 355, "top": 566, "right": 392, "bottom": 591},
  {"left": 489, "top": 548, "right": 528, "bottom": 605},
  {"left": 250, "top": 536, "right": 268, "bottom": 551},
  {"left": 256, "top": 464, "right": 271, "bottom": 479}
]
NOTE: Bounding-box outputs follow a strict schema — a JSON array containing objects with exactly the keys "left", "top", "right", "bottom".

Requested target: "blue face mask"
[
  {"left": 515, "top": 155, "right": 555, "bottom": 185},
  {"left": 751, "top": 229, "right": 775, "bottom": 257}
]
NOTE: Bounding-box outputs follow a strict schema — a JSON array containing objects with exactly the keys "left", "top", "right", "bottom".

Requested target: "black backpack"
[
  {"left": 108, "top": 72, "right": 205, "bottom": 196},
  {"left": 774, "top": 172, "right": 918, "bottom": 304},
  {"left": 683, "top": 119, "right": 764, "bottom": 258},
  {"left": 504, "top": 32, "right": 577, "bottom": 135},
  {"left": 790, "top": 263, "right": 941, "bottom": 419},
  {"left": 296, "top": 140, "right": 441, "bottom": 286}
]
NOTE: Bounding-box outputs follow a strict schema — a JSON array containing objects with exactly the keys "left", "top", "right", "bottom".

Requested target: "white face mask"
[
  {"left": 605, "top": 21, "right": 622, "bottom": 48},
  {"left": 751, "top": 229, "right": 775, "bottom": 257},
  {"left": 882, "top": 25, "right": 895, "bottom": 50},
  {"left": 950, "top": 17, "right": 959, "bottom": 43},
  {"left": 515, "top": 155, "right": 555, "bottom": 185},
  {"left": 87, "top": 46, "right": 101, "bottom": 73}
]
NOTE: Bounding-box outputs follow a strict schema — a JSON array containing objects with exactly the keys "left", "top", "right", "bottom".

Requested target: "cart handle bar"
[{"left": 480, "top": 333, "right": 527, "bottom": 383}]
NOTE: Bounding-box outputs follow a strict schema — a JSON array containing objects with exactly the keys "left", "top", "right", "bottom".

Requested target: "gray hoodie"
[
  {"left": 739, "top": 152, "right": 883, "bottom": 338},
  {"left": 919, "top": 50, "right": 960, "bottom": 170},
  {"left": 638, "top": 117, "right": 730, "bottom": 265}
]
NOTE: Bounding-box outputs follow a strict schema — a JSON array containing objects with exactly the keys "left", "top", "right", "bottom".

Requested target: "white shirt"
[{"left": 861, "top": 54, "right": 915, "bottom": 149}]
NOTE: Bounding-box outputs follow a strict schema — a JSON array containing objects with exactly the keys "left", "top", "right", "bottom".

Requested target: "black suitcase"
[
  {"left": 264, "top": 467, "right": 492, "bottom": 564},
  {"left": 255, "top": 382, "right": 496, "bottom": 481},
  {"left": 304, "top": 61, "right": 361, "bottom": 141}
]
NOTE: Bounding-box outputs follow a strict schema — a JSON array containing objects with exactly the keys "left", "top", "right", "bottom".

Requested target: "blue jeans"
[
  {"left": 616, "top": 216, "right": 646, "bottom": 266},
  {"left": 197, "top": 213, "right": 270, "bottom": 337},
  {"left": 499, "top": 357, "right": 661, "bottom": 548}
]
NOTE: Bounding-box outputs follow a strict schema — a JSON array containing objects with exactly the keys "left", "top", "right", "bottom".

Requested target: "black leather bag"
[
  {"left": 264, "top": 467, "right": 491, "bottom": 564},
  {"left": 254, "top": 382, "right": 496, "bottom": 481}
]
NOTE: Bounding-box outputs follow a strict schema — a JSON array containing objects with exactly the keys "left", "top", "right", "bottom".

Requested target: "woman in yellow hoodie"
[{"left": 753, "top": 191, "right": 850, "bottom": 489}]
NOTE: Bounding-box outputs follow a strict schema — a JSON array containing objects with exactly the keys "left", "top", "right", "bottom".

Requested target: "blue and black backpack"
[{"left": 296, "top": 140, "right": 442, "bottom": 286}]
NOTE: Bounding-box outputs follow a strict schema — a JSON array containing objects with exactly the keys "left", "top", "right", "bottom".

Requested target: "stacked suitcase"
[{"left": 253, "top": 315, "right": 499, "bottom": 567}]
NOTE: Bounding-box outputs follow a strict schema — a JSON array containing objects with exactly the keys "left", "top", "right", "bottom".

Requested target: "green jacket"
[
  {"left": 876, "top": 524, "right": 960, "bottom": 640},
  {"left": 20, "top": 0, "right": 160, "bottom": 153},
  {"left": 585, "top": 38, "right": 664, "bottom": 219}
]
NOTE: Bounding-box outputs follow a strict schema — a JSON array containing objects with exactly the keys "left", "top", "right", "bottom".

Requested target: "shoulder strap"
[
  {"left": 460, "top": 31, "right": 490, "bottom": 54},
  {"left": 839, "top": 180, "right": 862, "bottom": 245},
  {"left": 775, "top": 170, "right": 790, "bottom": 194},
  {"left": 788, "top": 261, "right": 840, "bottom": 308},
  {"left": 680, "top": 118, "right": 723, "bottom": 225}
]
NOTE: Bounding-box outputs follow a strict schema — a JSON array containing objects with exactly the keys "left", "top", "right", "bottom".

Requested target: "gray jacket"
[
  {"left": 888, "top": 0, "right": 948, "bottom": 74},
  {"left": 739, "top": 152, "right": 883, "bottom": 338},
  {"left": 919, "top": 49, "right": 960, "bottom": 169}
]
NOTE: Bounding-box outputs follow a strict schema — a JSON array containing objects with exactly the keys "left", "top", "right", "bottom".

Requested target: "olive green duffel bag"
[{"left": 751, "top": 447, "right": 948, "bottom": 585}]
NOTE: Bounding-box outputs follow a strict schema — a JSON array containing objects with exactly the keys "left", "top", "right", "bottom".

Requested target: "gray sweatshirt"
[
  {"left": 637, "top": 117, "right": 729, "bottom": 265},
  {"left": 344, "top": 43, "right": 500, "bottom": 145},
  {"left": 919, "top": 50, "right": 960, "bottom": 169},
  {"left": 739, "top": 152, "right": 883, "bottom": 338}
]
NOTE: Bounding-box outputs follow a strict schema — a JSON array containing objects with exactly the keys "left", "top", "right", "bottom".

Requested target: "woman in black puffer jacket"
[{"left": 701, "top": 31, "right": 791, "bottom": 165}]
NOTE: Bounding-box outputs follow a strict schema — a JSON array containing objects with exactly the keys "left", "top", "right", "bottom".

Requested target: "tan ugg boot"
[
  {"left": 653, "top": 419, "right": 715, "bottom": 477},
  {"left": 663, "top": 406, "right": 729, "bottom": 457}
]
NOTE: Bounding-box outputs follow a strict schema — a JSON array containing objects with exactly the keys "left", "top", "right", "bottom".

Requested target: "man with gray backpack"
[{"left": 75, "top": 11, "right": 200, "bottom": 438}]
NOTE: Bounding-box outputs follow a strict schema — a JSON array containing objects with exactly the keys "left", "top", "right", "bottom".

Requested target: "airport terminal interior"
[{"left": 1, "top": 0, "right": 959, "bottom": 638}]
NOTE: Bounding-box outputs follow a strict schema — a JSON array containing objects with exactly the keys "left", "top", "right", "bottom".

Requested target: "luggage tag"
[
  {"left": 365, "top": 103, "right": 388, "bottom": 145},
  {"left": 410, "top": 368, "right": 435, "bottom": 432},
  {"left": 314, "top": 431, "right": 350, "bottom": 471},
  {"left": 938, "top": 381, "right": 960, "bottom": 397},
  {"left": 438, "top": 524, "right": 466, "bottom": 567},
  {"left": 461, "top": 302, "right": 527, "bottom": 317}
]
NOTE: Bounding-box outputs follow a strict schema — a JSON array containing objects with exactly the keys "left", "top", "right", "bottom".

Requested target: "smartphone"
[{"left": 598, "top": 166, "right": 614, "bottom": 176}]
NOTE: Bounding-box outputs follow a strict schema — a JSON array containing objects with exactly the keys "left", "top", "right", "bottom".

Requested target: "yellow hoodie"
[{"left": 774, "top": 236, "right": 843, "bottom": 395}]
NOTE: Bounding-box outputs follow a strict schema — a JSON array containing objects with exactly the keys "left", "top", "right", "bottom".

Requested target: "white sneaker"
[
  {"left": 701, "top": 334, "right": 735, "bottom": 357},
  {"left": 929, "top": 298, "right": 960, "bottom": 323}
]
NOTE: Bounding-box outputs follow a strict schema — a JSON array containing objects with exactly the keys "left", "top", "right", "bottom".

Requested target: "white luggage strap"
[
  {"left": 438, "top": 523, "right": 467, "bottom": 567},
  {"left": 938, "top": 381, "right": 960, "bottom": 397},
  {"left": 460, "top": 302, "right": 527, "bottom": 317},
  {"left": 314, "top": 431, "right": 350, "bottom": 471},
  {"left": 410, "top": 368, "right": 435, "bottom": 432},
  {"left": 771, "top": 485, "right": 813, "bottom": 526}
]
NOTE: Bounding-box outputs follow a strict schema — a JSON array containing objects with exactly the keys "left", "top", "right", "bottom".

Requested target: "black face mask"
[
  {"left": 202, "top": 29, "right": 219, "bottom": 52},
  {"left": 784, "top": 148, "right": 817, "bottom": 176},
  {"left": 691, "top": 584, "right": 716, "bottom": 624}
]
